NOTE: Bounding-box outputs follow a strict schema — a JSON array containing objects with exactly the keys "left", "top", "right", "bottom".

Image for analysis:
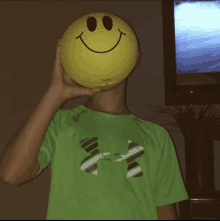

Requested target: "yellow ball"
[{"left": 61, "top": 12, "right": 138, "bottom": 89}]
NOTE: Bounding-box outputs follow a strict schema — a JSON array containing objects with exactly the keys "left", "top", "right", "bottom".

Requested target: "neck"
[
  {"left": 84, "top": 103, "right": 131, "bottom": 115},
  {"left": 83, "top": 80, "right": 132, "bottom": 115}
]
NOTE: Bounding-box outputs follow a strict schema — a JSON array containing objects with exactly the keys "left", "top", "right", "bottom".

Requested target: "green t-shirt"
[{"left": 35, "top": 104, "right": 188, "bottom": 220}]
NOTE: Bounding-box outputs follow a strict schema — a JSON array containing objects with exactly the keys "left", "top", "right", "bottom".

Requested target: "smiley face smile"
[{"left": 75, "top": 29, "right": 126, "bottom": 53}]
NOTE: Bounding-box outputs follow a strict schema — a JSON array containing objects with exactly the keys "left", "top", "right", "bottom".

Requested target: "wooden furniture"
[
  {"left": 180, "top": 192, "right": 220, "bottom": 220},
  {"left": 180, "top": 139, "right": 220, "bottom": 220}
]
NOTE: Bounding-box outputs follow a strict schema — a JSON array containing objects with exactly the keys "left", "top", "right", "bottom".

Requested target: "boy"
[{"left": 0, "top": 39, "right": 188, "bottom": 220}]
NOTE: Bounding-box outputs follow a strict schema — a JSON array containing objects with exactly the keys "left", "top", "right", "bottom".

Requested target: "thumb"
[
  {"left": 89, "top": 88, "right": 101, "bottom": 95},
  {"left": 80, "top": 85, "right": 100, "bottom": 93}
]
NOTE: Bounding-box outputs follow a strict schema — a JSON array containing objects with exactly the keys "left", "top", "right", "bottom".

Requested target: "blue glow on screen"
[{"left": 174, "top": 1, "right": 220, "bottom": 73}]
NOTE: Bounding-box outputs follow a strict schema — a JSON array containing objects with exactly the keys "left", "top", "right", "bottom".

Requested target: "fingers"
[{"left": 55, "top": 39, "right": 62, "bottom": 71}]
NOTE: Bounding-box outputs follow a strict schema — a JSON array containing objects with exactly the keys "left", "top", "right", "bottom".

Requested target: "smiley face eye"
[
  {"left": 87, "top": 17, "right": 97, "bottom": 32},
  {"left": 102, "top": 16, "right": 113, "bottom": 31},
  {"left": 86, "top": 16, "right": 113, "bottom": 32}
]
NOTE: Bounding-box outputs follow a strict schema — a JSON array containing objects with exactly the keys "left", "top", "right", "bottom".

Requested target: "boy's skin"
[{"left": 84, "top": 51, "right": 142, "bottom": 115}]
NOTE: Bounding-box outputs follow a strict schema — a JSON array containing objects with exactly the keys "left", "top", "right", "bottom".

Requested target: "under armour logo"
[{"left": 80, "top": 137, "right": 144, "bottom": 178}]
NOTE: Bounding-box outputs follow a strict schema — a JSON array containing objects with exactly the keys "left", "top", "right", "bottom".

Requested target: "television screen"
[{"left": 174, "top": 0, "right": 220, "bottom": 85}]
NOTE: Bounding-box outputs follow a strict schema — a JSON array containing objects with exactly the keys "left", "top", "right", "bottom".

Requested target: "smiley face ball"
[{"left": 61, "top": 13, "right": 139, "bottom": 89}]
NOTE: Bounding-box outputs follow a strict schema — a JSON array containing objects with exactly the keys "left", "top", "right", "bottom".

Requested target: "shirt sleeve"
[
  {"left": 154, "top": 128, "right": 189, "bottom": 207},
  {"left": 34, "top": 109, "right": 65, "bottom": 178}
]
